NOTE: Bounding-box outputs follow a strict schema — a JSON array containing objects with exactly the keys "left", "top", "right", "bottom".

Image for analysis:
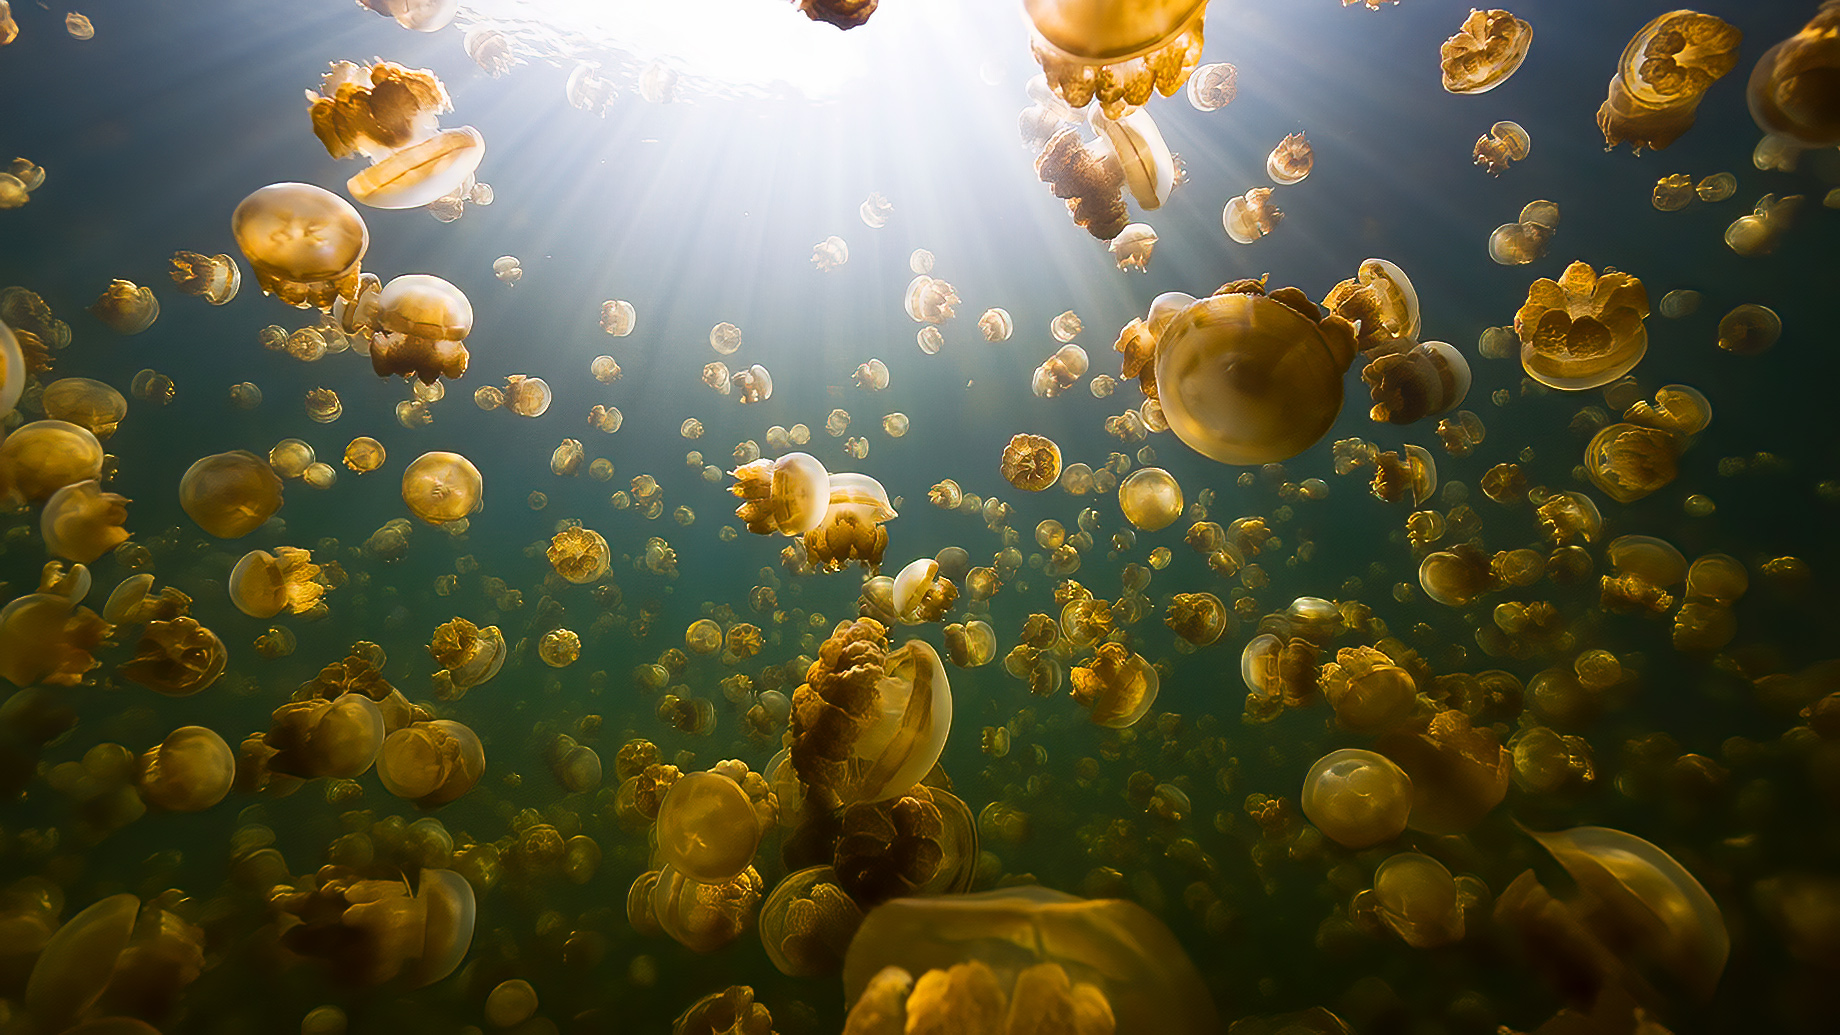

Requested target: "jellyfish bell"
[
  {"left": 1473, "top": 120, "right": 1530, "bottom": 175},
  {"left": 370, "top": 274, "right": 472, "bottom": 384},
  {"left": 1597, "top": 10, "right": 1743, "bottom": 153},
  {"left": 41, "top": 480, "right": 130, "bottom": 564},
  {"left": 1023, "top": 0, "right": 1209, "bottom": 118},
  {"left": 1370, "top": 852, "right": 1469, "bottom": 948},
  {"left": 136, "top": 725, "right": 234, "bottom": 811},
  {"left": 1441, "top": 8, "right": 1533, "bottom": 94},
  {"left": 729, "top": 452, "right": 831, "bottom": 536},
  {"left": 1363, "top": 340, "right": 1471, "bottom": 424},
  {"left": 377, "top": 719, "right": 485, "bottom": 807},
  {"left": 0, "top": 420, "right": 105, "bottom": 504},
  {"left": 1222, "top": 186, "right": 1282, "bottom": 244},
  {"left": 178, "top": 450, "right": 284, "bottom": 538},
  {"left": 168, "top": 251, "right": 241, "bottom": 304},
  {"left": 231, "top": 182, "right": 369, "bottom": 310},
  {"left": 89, "top": 280, "right": 160, "bottom": 335},
  {"left": 655, "top": 771, "right": 765, "bottom": 884},
  {"left": 1302, "top": 748, "right": 1413, "bottom": 849},
  {"left": 1090, "top": 105, "right": 1175, "bottom": 210},
  {"left": 1117, "top": 466, "right": 1182, "bottom": 530},
  {"left": 1110, "top": 222, "right": 1157, "bottom": 272},
  {"left": 1265, "top": 131, "right": 1313, "bottom": 185},
  {"left": 1513, "top": 260, "right": 1650, "bottom": 390},
  {"left": 1748, "top": 2, "right": 1840, "bottom": 149},
  {"left": 401, "top": 451, "right": 482, "bottom": 525}
]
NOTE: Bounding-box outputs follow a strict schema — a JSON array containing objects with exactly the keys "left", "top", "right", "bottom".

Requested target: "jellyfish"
[
  {"left": 0, "top": 419, "right": 103, "bottom": 506},
  {"left": 1023, "top": 0, "right": 1208, "bottom": 117},
  {"left": 1117, "top": 467, "right": 1183, "bottom": 531},
  {"left": 1109, "top": 223, "right": 1157, "bottom": 273},
  {"left": 227, "top": 547, "right": 328, "bottom": 618},
  {"left": 802, "top": 473, "right": 898, "bottom": 573},
  {"left": 1440, "top": 9, "right": 1533, "bottom": 94},
  {"left": 88, "top": 279, "right": 159, "bottom": 335},
  {"left": 1187, "top": 60, "right": 1237, "bottom": 110},
  {"left": 120, "top": 617, "right": 226, "bottom": 697},
  {"left": 1376, "top": 710, "right": 1511, "bottom": 834},
  {"left": 889, "top": 557, "right": 957, "bottom": 624},
  {"left": 1165, "top": 591, "right": 1228, "bottom": 646},
  {"left": 307, "top": 61, "right": 486, "bottom": 209},
  {"left": 39, "top": 480, "right": 129, "bottom": 564},
  {"left": 649, "top": 864, "right": 765, "bottom": 954},
  {"left": 733, "top": 364, "right": 773, "bottom": 404},
  {"left": 339, "top": 437, "right": 385, "bottom": 474},
  {"left": 1487, "top": 199, "right": 1559, "bottom": 265},
  {"left": 1513, "top": 260, "right": 1650, "bottom": 390},
  {"left": 1091, "top": 105, "right": 1176, "bottom": 210},
  {"left": 377, "top": 719, "right": 484, "bottom": 808},
  {"left": 0, "top": 5, "right": 15, "bottom": 47},
  {"left": 729, "top": 452, "right": 831, "bottom": 536},
  {"left": 656, "top": 770, "right": 766, "bottom": 884},
  {"left": 787, "top": 619, "right": 950, "bottom": 810},
  {"left": 1584, "top": 423, "right": 1681, "bottom": 503},
  {"left": 428, "top": 617, "right": 506, "bottom": 697},
  {"left": 1069, "top": 642, "right": 1159, "bottom": 728},
  {"left": 1747, "top": 2, "right": 1840, "bottom": 151},
  {"left": 1321, "top": 646, "right": 1421, "bottom": 733},
  {"left": 1035, "top": 128, "right": 1127, "bottom": 241},
  {"left": 134, "top": 725, "right": 234, "bottom": 812},
  {"left": 166, "top": 250, "right": 240, "bottom": 305},
  {"left": 598, "top": 300, "right": 638, "bottom": 340},
  {"left": 904, "top": 276, "right": 959, "bottom": 324},
  {"left": 1222, "top": 186, "right": 1283, "bottom": 244},
  {"left": 1716, "top": 303, "right": 1782, "bottom": 355},
  {"left": 177, "top": 450, "right": 283, "bottom": 538},
  {"left": 401, "top": 452, "right": 481, "bottom": 525},
  {"left": 758, "top": 866, "right": 862, "bottom": 977},
  {"left": 19, "top": 892, "right": 141, "bottom": 1034},
  {"left": 1000, "top": 434, "right": 1062, "bottom": 492},
  {"left": 1321, "top": 259, "right": 1421, "bottom": 357},
  {"left": 812, "top": 235, "right": 849, "bottom": 272},
  {"left": 1151, "top": 284, "right": 1358, "bottom": 465},
  {"left": 264, "top": 692, "right": 386, "bottom": 779},
  {"left": 499, "top": 374, "right": 551, "bottom": 417},
  {"left": 1265, "top": 131, "right": 1313, "bottom": 184},
  {"left": 1597, "top": 11, "right": 1742, "bottom": 153},
  {"left": 0, "top": 592, "right": 112, "bottom": 687},
  {"left": 1724, "top": 193, "right": 1802, "bottom": 256},
  {"left": 230, "top": 182, "right": 370, "bottom": 309},
  {"left": 1032, "top": 344, "right": 1090, "bottom": 398},
  {"left": 356, "top": 0, "right": 459, "bottom": 32},
  {"left": 1362, "top": 341, "right": 1471, "bottom": 425},
  {"left": 365, "top": 274, "right": 472, "bottom": 384},
  {"left": 980, "top": 308, "right": 1014, "bottom": 342},
  {"left": 1362, "top": 852, "right": 1475, "bottom": 949},
  {"left": 1302, "top": 748, "right": 1413, "bottom": 849},
  {"left": 1472, "top": 120, "right": 1530, "bottom": 175},
  {"left": 539, "top": 628, "right": 581, "bottom": 668}
]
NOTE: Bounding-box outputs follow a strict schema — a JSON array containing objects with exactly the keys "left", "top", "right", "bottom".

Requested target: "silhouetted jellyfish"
[
  {"left": 1266, "top": 131, "right": 1313, "bottom": 184},
  {"left": 1222, "top": 186, "right": 1282, "bottom": 243},
  {"left": 167, "top": 251, "right": 240, "bottom": 305},
  {"left": 134, "top": 725, "right": 233, "bottom": 811},
  {"left": 177, "top": 450, "right": 283, "bottom": 538},
  {"left": 1472, "top": 120, "right": 1530, "bottom": 175},
  {"left": 1036, "top": 128, "right": 1127, "bottom": 241},
  {"left": 1597, "top": 11, "right": 1742, "bottom": 153},
  {"left": 787, "top": 619, "right": 950, "bottom": 810},
  {"left": 87, "top": 279, "right": 159, "bottom": 335},
  {"left": 308, "top": 61, "right": 485, "bottom": 209},
  {"left": 1000, "top": 434, "right": 1062, "bottom": 491},
  {"left": 650, "top": 864, "right": 765, "bottom": 953},
  {"left": 271, "top": 865, "right": 474, "bottom": 988},
  {"left": 120, "top": 617, "right": 226, "bottom": 697},
  {"left": 1092, "top": 105, "right": 1176, "bottom": 210},
  {"left": 264, "top": 692, "right": 385, "bottom": 779},
  {"left": 1487, "top": 199, "right": 1559, "bottom": 264},
  {"left": 759, "top": 866, "right": 862, "bottom": 977},
  {"left": 796, "top": 0, "right": 877, "bottom": 29},
  {"left": 548, "top": 526, "right": 610, "bottom": 583},
  {"left": 377, "top": 719, "right": 483, "bottom": 808},
  {"left": 1376, "top": 710, "right": 1511, "bottom": 834},
  {"left": 1584, "top": 423, "right": 1680, "bottom": 502},
  {"left": 730, "top": 452, "right": 831, "bottom": 535},
  {"left": 832, "top": 785, "right": 976, "bottom": 907},
  {"left": 401, "top": 451, "right": 481, "bottom": 525},
  {"left": 231, "top": 183, "right": 369, "bottom": 309},
  {"left": 657, "top": 770, "right": 766, "bottom": 884},
  {"left": 1150, "top": 283, "right": 1359, "bottom": 465},
  {"left": 1187, "top": 60, "right": 1237, "bottom": 110},
  {"left": 1302, "top": 748, "right": 1412, "bottom": 849},
  {"left": 356, "top": 0, "right": 459, "bottom": 31},
  {"left": 1748, "top": 2, "right": 1840, "bottom": 153},
  {"left": 1362, "top": 341, "right": 1470, "bottom": 424},
  {"left": 1069, "top": 642, "right": 1159, "bottom": 728},
  {"left": 1725, "top": 193, "right": 1802, "bottom": 255},
  {"left": 803, "top": 473, "right": 897, "bottom": 573},
  {"left": 1117, "top": 467, "right": 1182, "bottom": 530},
  {"left": 41, "top": 480, "right": 129, "bottom": 564},
  {"left": 1023, "top": 0, "right": 1208, "bottom": 117},
  {"left": 1716, "top": 303, "right": 1781, "bottom": 354},
  {"left": 1513, "top": 260, "right": 1650, "bottom": 389}
]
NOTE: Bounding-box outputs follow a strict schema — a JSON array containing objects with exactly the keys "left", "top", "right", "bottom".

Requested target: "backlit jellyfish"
[
  {"left": 401, "top": 451, "right": 482, "bottom": 525},
  {"left": 428, "top": 618, "right": 505, "bottom": 698},
  {"left": 732, "top": 364, "right": 773, "bottom": 404},
  {"left": 1151, "top": 283, "right": 1359, "bottom": 465},
  {"left": 979, "top": 307, "right": 1014, "bottom": 341},
  {"left": 657, "top": 771, "right": 766, "bottom": 884},
  {"left": 1117, "top": 467, "right": 1182, "bottom": 531},
  {"left": 1524, "top": 824, "right": 1729, "bottom": 988},
  {"left": 786, "top": 618, "right": 949, "bottom": 810},
  {"left": 859, "top": 192, "right": 893, "bottom": 228},
  {"left": 1222, "top": 186, "right": 1283, "bottom": 243},
  {"left": 730, "top": 451, "right": 831, "bottom": 536},
  {"left": 231, "top": 183, "right": 369, "bottom": 309},
  {"left": 1110, "top": 222, "right": 1157, "bottom": 272},
  {"left": 600, "top": 299, "right": 636, "bottom": 336},
  {"left": 1584, "top": 423, "right": 1680, "bottom": 503},
  {"left": 307, "top": 61, "right": 485, "bottom": 209},
  {"left": 356, "top": 0, "right": 458, "bottom": 31},
  {"left": 120, "top": 616, "right": 227, "bottom": 696},
  {"left": 889, "top": 557, "right": 957, "bottom": 624},
  {"left": 1441, "top": 9, "right": 1533, "bottom": 93},
  {"left": 0, "top": 4, "right": 15, "bottom": 46},
  {"left": 1748, "top": 2, "right": 1840, "bottom": 151},
  {"left": 638, "top": 59, "right": 681, "bottom": 102},
  {"left": 1472, "top": 120, "right": 1530, "bottom": 175},
  {"left": 229, "top": 547, "right": 329, "bottom": 618},
  {"left": 1069, "top": 642, "right": 1159, "bottom": 728},
  {"left": 548, "top": 526, "right": 610, "bottom": 584},
  {"left": 1001, "top": 433, "right": 1062, "bottom": 491},
  {"left": 1023, "top": 0, "right": 1207, "bottom": 117},
  {"left": 1725, "top": 193, "right": 1802, "bottom": 256},
  {"left": 1597, "top": 11, "right": 1742, "bottom": 153},
  {"left": 1362, "top": 852, "right": 1475, "bottom": 949},
  {"left": 710, "top": 321, "right": 742, "bottom": 354},
  {"left": 564, "top": 61, "right": 617, "bottom": 114},
  {"left": 1513, "top": 260, "right": 1650, "bottom": 390},
  {"left": 1487, "top": 199, "right": 1559, "bottom": 264},
  {"left": 367, "top": 274, "right": 472, "bottom": 384},
  {"left": 1036, "top": 128, "right": 1127, "bottom": 241},
  {"left": 304, "top": 387, "right": 342, "bottom": 423},
  {"left": 502, "top": 374, "right": 552, "bottom": 416},
  {"left": 916, "top": 326, "right": 944, "bottom": 355},
  {"left": 177, "top": 450, "right": 284, "bottom": 538},
  {"left": 1032, "top": 343, "right": 1089, "bottom": 397},
  {"left": 424, "top": 174, "right": 493, "bottom": 222},
  {"left": 796, "top": 0, "right": 879, "bottom": 29},
  {"left": 943, "top": 619, "right": 997, "bottom": 668},
  {"left": 378, "top": 719, "right": 484, "bottom": 807},
  {"left": 904, "top": 276, "right": 959, "bottom": 324},
  {"left": 88, "top": 279, "right": 159, "bottom": 335},
  {"left": 1362, "top": 340, "right": 1471, "bottom": 424},
  {"left": 1051, "top": 310, "right": 1082, "bottom": 342},
  {"left": 167, "top": 251, "right": 241, "bottom": 305},
  {"left": 1165, "top": 591, "right": 1228, "bottom": 645},
  {"left": 853, "top": 358, "right": 890, "bottom": 390},
  {"left": 135, "top": 725, "right": 234, "bottom": 811},
  {"left": 1265, "top": 131, "right": 1313, "bottom": 184},
  {"left": 812, "top": 235, "right": 849, "bottom": 272},
  {"left": 1186, "top": 61, "right": 1237, "bottom": 110},
  {"left": 129, "top": 368, "right": 177, "bottom": 405},
  {"left": 803, "top": 473, "right": 897, "bottom": 573},
  {"left": 65, "top": 12, "right": 93, "bottom": 39},
  {"left": 1302, "top": 749, "right": 1412, "bottom": 848},
  {"left": 339, "top": 437, "right": 384, "bottom": 474},
  {"left": 1716, "top": 303, "right": 1782, "bottom": 355},
  {"left": 491, "top": 255, "right": 521, "bottom": 285},
  {"left": 1320, "top": 259, "right": 1420, "bottom": 356},
  {"left": 1092, "top": 105, "right": 1176, "bottom": 210},
  {"left": 41, "top": 481, "right": 130, "bottom": 564}
]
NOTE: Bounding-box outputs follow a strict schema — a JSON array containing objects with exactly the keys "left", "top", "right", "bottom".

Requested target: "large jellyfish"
[
  {"left": 230, "top": 183, "right": 370, "bottom": 309},
  {"left": 1023, "top": 0, "right": 1208, "bottom": 117},
  {"left": 1597, "top": 11, "right": 1742, "bottom": 152},
  {"left": 307, "top": 61, "right": 485, "bottom": 209},
  {"left": 1513, "top": 260, "right": 1650, "bottom": 390}
]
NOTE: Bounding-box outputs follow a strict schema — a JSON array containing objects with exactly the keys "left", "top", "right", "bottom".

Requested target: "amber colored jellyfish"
[
  {"left": 1748, "top": 2, "right": 1840, "bottom": 152},
  {"left": 1724, "top": 193, "right": 1803, "bottom": 256},
  {"left": 308, "top": 60, "right": 486, "bottom": 210},
  {"left": 168, "top": 251, "right": 241, "bottom": 305},
  {"left": 1035, "top": 128, "right": 1127, "bottom": 241},
  {"left": 1152, "top": 285, "right": 1358, "bottom": 464},
  {"left": 368, "top": 274, "right": 472, "bottom": 384},
  {"left": 89, "top": 280, "right": 159, "bottom": 335},
  {"left": 1512, "top": 260, "right": 1650, "bottom": 390},
  {"left": 1117, "top": 467, "right": 1183, "bottom": 530},
  {"left": 729, "top": 452, "right": 831, "bottom": 536},
  {"left": 1000, "top": 434, "right": 1062, "bottom": 491},
  {"left": 1222, "top": 186, "right": 1283, "bottom": 243},
  {"left": 1597, "top": 11, "right": 1742, "bottom": 153},
  {"left": 796, "top": 0, "right": 878, "bottom": 29},
  {"left": 548, "top": 526, "right": 610, "bottom": 583},
  {"left": 120, "top": 617, "right": 228, "bottom": 696},
  {"left": 656, "top": 771, "right": 765, "bottom": 884},
  {"left": 41, "top": 480, "right": 130, "bottom": 564},
  {"left": 41, "top": 378, "right": 127, "bottom": 440},
  {"left": 1069, "top": 642, "right": 1159, "bottom": 728},
  {"left": 377, "top": 719, "right": 485, "bottom": 807},
  {"left": 1441, "top": 9, "right": 1533, "bottom": 94},
  {"left": 1023, "top": 0, "right": 1208, "bottom": 117},
  {"left": 1302, "top": 748, "right": 1412, "bottom": 849},
  {"left": 786, "top": 619, "right": 950, "bottom": 808},
  {"left": 343, "top": 436, "right": 387, "bottom": 472},
  {"left": 136, "top": 725, "right": 234, "bottom": 811},
  {"left": 178, "top": 450, "right": 284, "bottom": 538},
  {"left": 1487, "top": 200, "right": 1559, "bottom": 265},
  {"left": 1472, "top": 120, "right": 1530, "bottom": 175},
  {"left": 401, "top": 451, "right": 482, "bottom": 524},
  {"left": 1716, "top": 303, "right": 1782, "bottom": 355},
  {"left": 1091, "top": 105, "right": 1176, "bottom": 209},
  {"left": 1362, "top": 341, "right": 1471, "bottom": 424},
  {"left": 231, "top": 183, "right": 370, "bottom": 309},
  {"left": 1265, "top": 131, "right": 1313, "bottom": 185}
]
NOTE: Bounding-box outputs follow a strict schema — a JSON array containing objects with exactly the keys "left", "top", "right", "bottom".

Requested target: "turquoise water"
[{"left": 2, "top": 0, "right": 1838, "bottom": 1032}]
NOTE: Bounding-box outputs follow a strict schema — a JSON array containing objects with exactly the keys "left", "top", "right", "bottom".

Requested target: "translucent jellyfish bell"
[
  {"left": 1370, "top": 852, "right": 1470, "bottom": 948},
  {"left": 41, "top": 481, "right": 130, "bottom": 564},
  {"left": 1036, "top": 129, "right": 1128, "bottom": 241},
  {"left": 1186, "top": 61, "right": 1237, "bottom": 110},
  {"left": 178, "top": 450, "right": 284, "bottom": 538},
  {"left": 787, "top": 619, "right": 949, "bottom": 808},
  {"left": 357, "top": 0, "right": 460, "bottom": 32},
  {"left": 1725, "top": 193, "right": 1803, "bottom": 256},
  {"left": 1090, "top": 105, "right": 1176, "bottom": 209},
  {"left": 136, "top": 725, "right": 235, "bottom": 811},
  {"left": 1222, "top": 186, "right": 1282, "bottom": 244},
  {"left": 1716, "top": 303, "right": 1782, "bottom": 355},
  {"left": 1001, "top": 434, "right": 1062, "bottom": 491},
  {"left": 1748, "top": 3, "right": 1840, "bottom": 149},
  {"left": 231, "top": 183, "right": 370, "bottom": 310},
  {"left": 1117, "top": 467, "right": 1183, "bottom": 530},
  {"left": 1302, "top": 748, "right": 1413, "bottom": 848},
  {"left": 729, "top": 451, "right": 831, "bottom": 536},
  {"left": 1023, "top": 0, "right": 1210, "bottom": 118},
  {"left": 88, "top": 279, "right": 159, "bottom": 335},
  {"left": 1513, "top": 260, "right": 1650, "bottom": 390},
  {"left": 656, "top": 771, "right": 765, "bottom": 884},
  {"left": 401, "top": 451, "right": 483, "bottom": 524},
  {"left": 370, "top": 274, "right": 473, "bottom": 384},
  {"left": 308, "top": 60, "right": 485, "bottom": 208},
  {"left": 1110, "top": 222, "right": 1157, "bottom": 272},
  {"left": 1440, "top": 9, "right": 1533, "bottom": 94},
  {"left": 168, "top": 251, "right": 242, "bottom": 304},
  {"left": 1473, "top": 120, "right": 1530, "bottom": 175},
  {"left": 1265, "top": 131, "right": 1313, "bottom": 184},
  {"left": 1598, "top": 11, "right": 1743, "bottom": 153},
  {"left": 1362, "top": 340, "right": 1471, "bottom": 424}
]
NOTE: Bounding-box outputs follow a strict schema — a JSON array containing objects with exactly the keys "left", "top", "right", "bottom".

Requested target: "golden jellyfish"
[
  {"left": 729, "top": 451, "right": 831, "bottom": 536},
  {"left": 135, "top": 725, "right": 234, "bottom": 811},
  {"left": 802, "top": 472, "right": 897, "bottom": 573},
  {"left": 1584, "top": 423, "right": 1681, "bottom": 503},
  {"left": 41, "top": 481, "right": 130, "bottom": 564},
  {"left": 1032, "top": 343, "right": 1089, "bottom": 397},
  {"left": 904, "top": 275, "right": 959, "bottom": 324},
  {"left": 88, "top": 279, "right": 159, "bottom": 335},
  {"left": 1716, "top": 303, "right": 1782, "bottom": 355},
  {"left": 1623, "top": 382, "right": 1712, "bottom": 435},
  {"left": 0, "top": 419, "right": 104, "bottom": 503},
  {"left": 1748, "top": 1, "right": 1840, "bottom": 149},
  {"left": 120, "top": 616, "right": 226, "bottom": 696},
  {"left": 979, "top": 307, "right": 1014, "bottom": 342},
  {"left": 268, "top": 439, "right": 315, "bottom": 479},
  {"left": 1110, "top": 222, "right": 1157, "bottom": 272},
  {"left": 265, "top": 692, "right": 385, "bottom": 778},
  {"left": 1362, "top": 341, "right": 1471, "bottom": 425},
  {"left": 599, "top": 300, "right": 637, "bottom": 339},
  {"left": 0, "top": 592, "right": 111, "bottom": 687},
  {"left": 547, "top": 526, "right": 609, "bottom": 583},
  {"left": 1035, "top": 128, "right": 1128, "bottom": 241},
  {"left": 0, "top": 5, "right": 15, "bottom": 46},
  {"left": 1724, "top": 193, "right": 1802, "bottom": 256},
  {"left": 428, "top": 617, "right": 505, "bottom": 695},
  {"left": 1117, "top": 466, "right": 1182, "bottom": 531},
  {"left": 657, "top": 771, "right": 766, "bottom": 884},
  {"left": 1265, "top": 131, "right": 1313, "bottom": 184},
  {"left": 167, "top": 251, "right": 240, "bottom": 304},
  {"left": 368, "top": 274, "right": 471, "bottom": 384},
  {"left": 1153, "top": 284, "right": 1358, "bottom": 465},
  {"left": 1487, "top": 199, "right": 1559, "bottom": 265},
  {"left": 732, "top": 364, "right": 773, "bottom": 404},
  {"left": 307, "top": 60, "right": 485, "bottom": 209},
  {"left": 356, "top": 0, "right": 460, "bottom": 32},
  {"left": 1513, "top": 260, "right": 1649, "bottom": 390},
  {"left": 551, "top": 438, "right": 585, "bottom": 476},
  {"left": 304, "top": 387, "right": 342, "bottom": 423},
  {"left": 1022, "top": 0, "right": 1207, "bottom": 118},
  {"left": 501, "top": 375, "right": 552, "bottom": 415},
  {"left": 20, "top": 893, "right": 140, "bottom": 1033},
  {"left": 400, "top": 451, "right": 482, "bottom": 526},
  {"left": 1321, "top": 258, "right": 1421, "bottom": 355},
  {"left": 1165, "top": 591, "right": 1228, "bottom": 645},
  {"left": 1363, "top": 852, "right": 1476, "bottom": 949},
  {"left": 890, "top": 557, "right": 957, "bottom": 624},
  {"left": 852, "top": 358, "right": 890, "bottom": 391},
  {"left": 1092, "top": 105, "right": 1176, "bottom": 210},
  {"left": 650, "top": 864, "right": 765, "bottom": 954},
  {"left": 1441, "top": 9, "right": 1533, "bottom": 93},
  {"left": 1472, "top": 120, "right": 1530, "bottom": 175},
  {"left": 1000, "top": 433, "right": 1062, "bottom": 491},
  {"left": 228, "top": 547, "right": 327, "bottom": 618},
  {"left": 230, "top": 182, "right": 369, "bottom": 309},
  {"left": 1222, "top": 186, "right": 1283, "bottom": 244},
  {"left": 760, "top": 866, "right": 863, "bottom": 978},
  {"left": 177, "top": 450, "right": 284, "bottom": 538},
  {"left": 1069, "top": 642, "right": 1159, "bottom": 728},
  {"left": 377, "top": 719, "right": 484, "bottom": 807},
  {"left": 1376, "top": 710, "right": 1511, "bottom": 835},
  {"left": 1302, "top": 748, "right": 1413, "bottom": 849},
  {"left": 787, "top": 619, "right": 950, "bottom": 809},
  {"left": 1597, "top": 11, "right": 1742, "bottom": 153},
  {"left": 709, "top": 321, "right": 742, "bottom": 355},
  {"left": 342, "top": 436, "right": 386, "bottom": 472},
  {"left": 943, "top": 619, "right": 997, "bottom": 668},
  {"left": 1187, "top": 60, "right": 1237, "bottom": 110},
  {"left": 539, "top": 628, "right": 581, "bottom": 667}
]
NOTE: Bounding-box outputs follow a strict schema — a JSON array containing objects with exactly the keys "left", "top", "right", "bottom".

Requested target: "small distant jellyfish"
[
  {"left": 551, "top": 439, "right": 585, "bottom": 477},
  {"left": 904, "top": 276, "right": 959, "bottom": 323},
  {"left": 90, "top": 280, "right": 160, "bottom": 335},
  {"left": 169, "top": 252, "right": 242, "bottom": 305},
  {"left": 1050, "top": 310, "right": 1082, "bottom": 342},
  {"left": 66, "top": 12, "right": 94, "bottom": 39},
  {"left": 916, "top": 327, "right": 943, "bottom": 355},
  {"left": 304, "top": 388, "right": 342, "bottom": 423},
  {"left": 1187, "top": 62, "right": 1238, "bottom": 111},
  {"left": 703, "top": 362, "right": 732, "bottom": 394},
  {"left": 1725, "top": 194, "right": 1802, "bottom": 256},
  {"left": 827, "top": 409, "right": 851, "bottom": 437},
  {"left": 859, "top": 193, "right": 893, "bottom": 228},
  {"left": 1696, "top": 172, "right": 1736, "bottom": 201},
  {"left": 680, "top": 418, "right": 703, "bottom": 439},
  {"left": 565, "top": 62, "right": 618, "bottom": 114},
  {"left": 845, "top": 436, "right": 869, "bottom": 459},
  {"left": 882, "top": 413, "right": 909, "bottom": 437},
  {"left": 909, "top": 249, "right": 934, "bottom": 274},
  {"left": 1032, "top": 343, "right": 1088, "bottom": 397},
  {"left": 492, "top": 255, "right": 522, "bottom": 285},
  {"left": 1658, "top": 289, "right": 1700, "bottom": 319},
  {"left": 502, "top": 374, "right": 552, "bottom": 417},
  {"left": 979, "top": 308, "right": 1014, "bottom": 342},
  {"left": 1440, "top": 9, "right": 1533, "bottom": 94},
  {"left": 591, "top": 355, "right": 623, "bottom": 383},
  {"left": 131, "top": 369, "right": 176, "bottom": 405},
  {"left": 588, "top": 405, "right": 623, "bottom": 433},
  {"left": 1110, "top": 223, "right": 1157, "bottom": 272},
  {"left": 853, "top": 358, "right": 889, "bottom": 390},
  {"left": 1716, "top": 304, "right": 1782, "bottom": 355},
  {"left": 812, "top": 236, "right": 849, "bottom": 272},
  {"left": 1473, "top": 121, "right": 1530, "bottom": 175},
  {"left": 539, "top": 629, "right": 581, "bottom": 667},
  {"left": 733, "top": 365, "right": 773, "bottom": 404},
  {"left": 1597, "top": 10, "right": 1742, "bottom": 153},
  {"left": 229, "top": 382, "right": 263, "bottom": 409},
  {"left": 1001, "top": 433, "right": 1062, "bottom": 491},
  {"left": 1652, "top": 174, "right": 1697, "bottom": 211},
  {"left": 1266, "top": 132, "right": 1313, "bottom": 184},
  {"left": 639, "top": 61, "right": 680, "bottom": 103},
  {"left": 343, "top": 437, "right": 386, "bottom": 472},
  {"left": 464, "top": 25, "right": 517, "bottom": 76},
  {"left": 1487, "top": 200, "right": 1559, "bottom": 265},
  {"left": 357, "top": 0, "right": 459, "bottom": 33},
  {"left": 599, "top": 300, "right": 636, "bottom": 336},
  {"left": 1223, "top": 187, "right": 1282, "bottom": 244},
  {"left": 710, "top": 322, "right": 742, "bottom": 355}
]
